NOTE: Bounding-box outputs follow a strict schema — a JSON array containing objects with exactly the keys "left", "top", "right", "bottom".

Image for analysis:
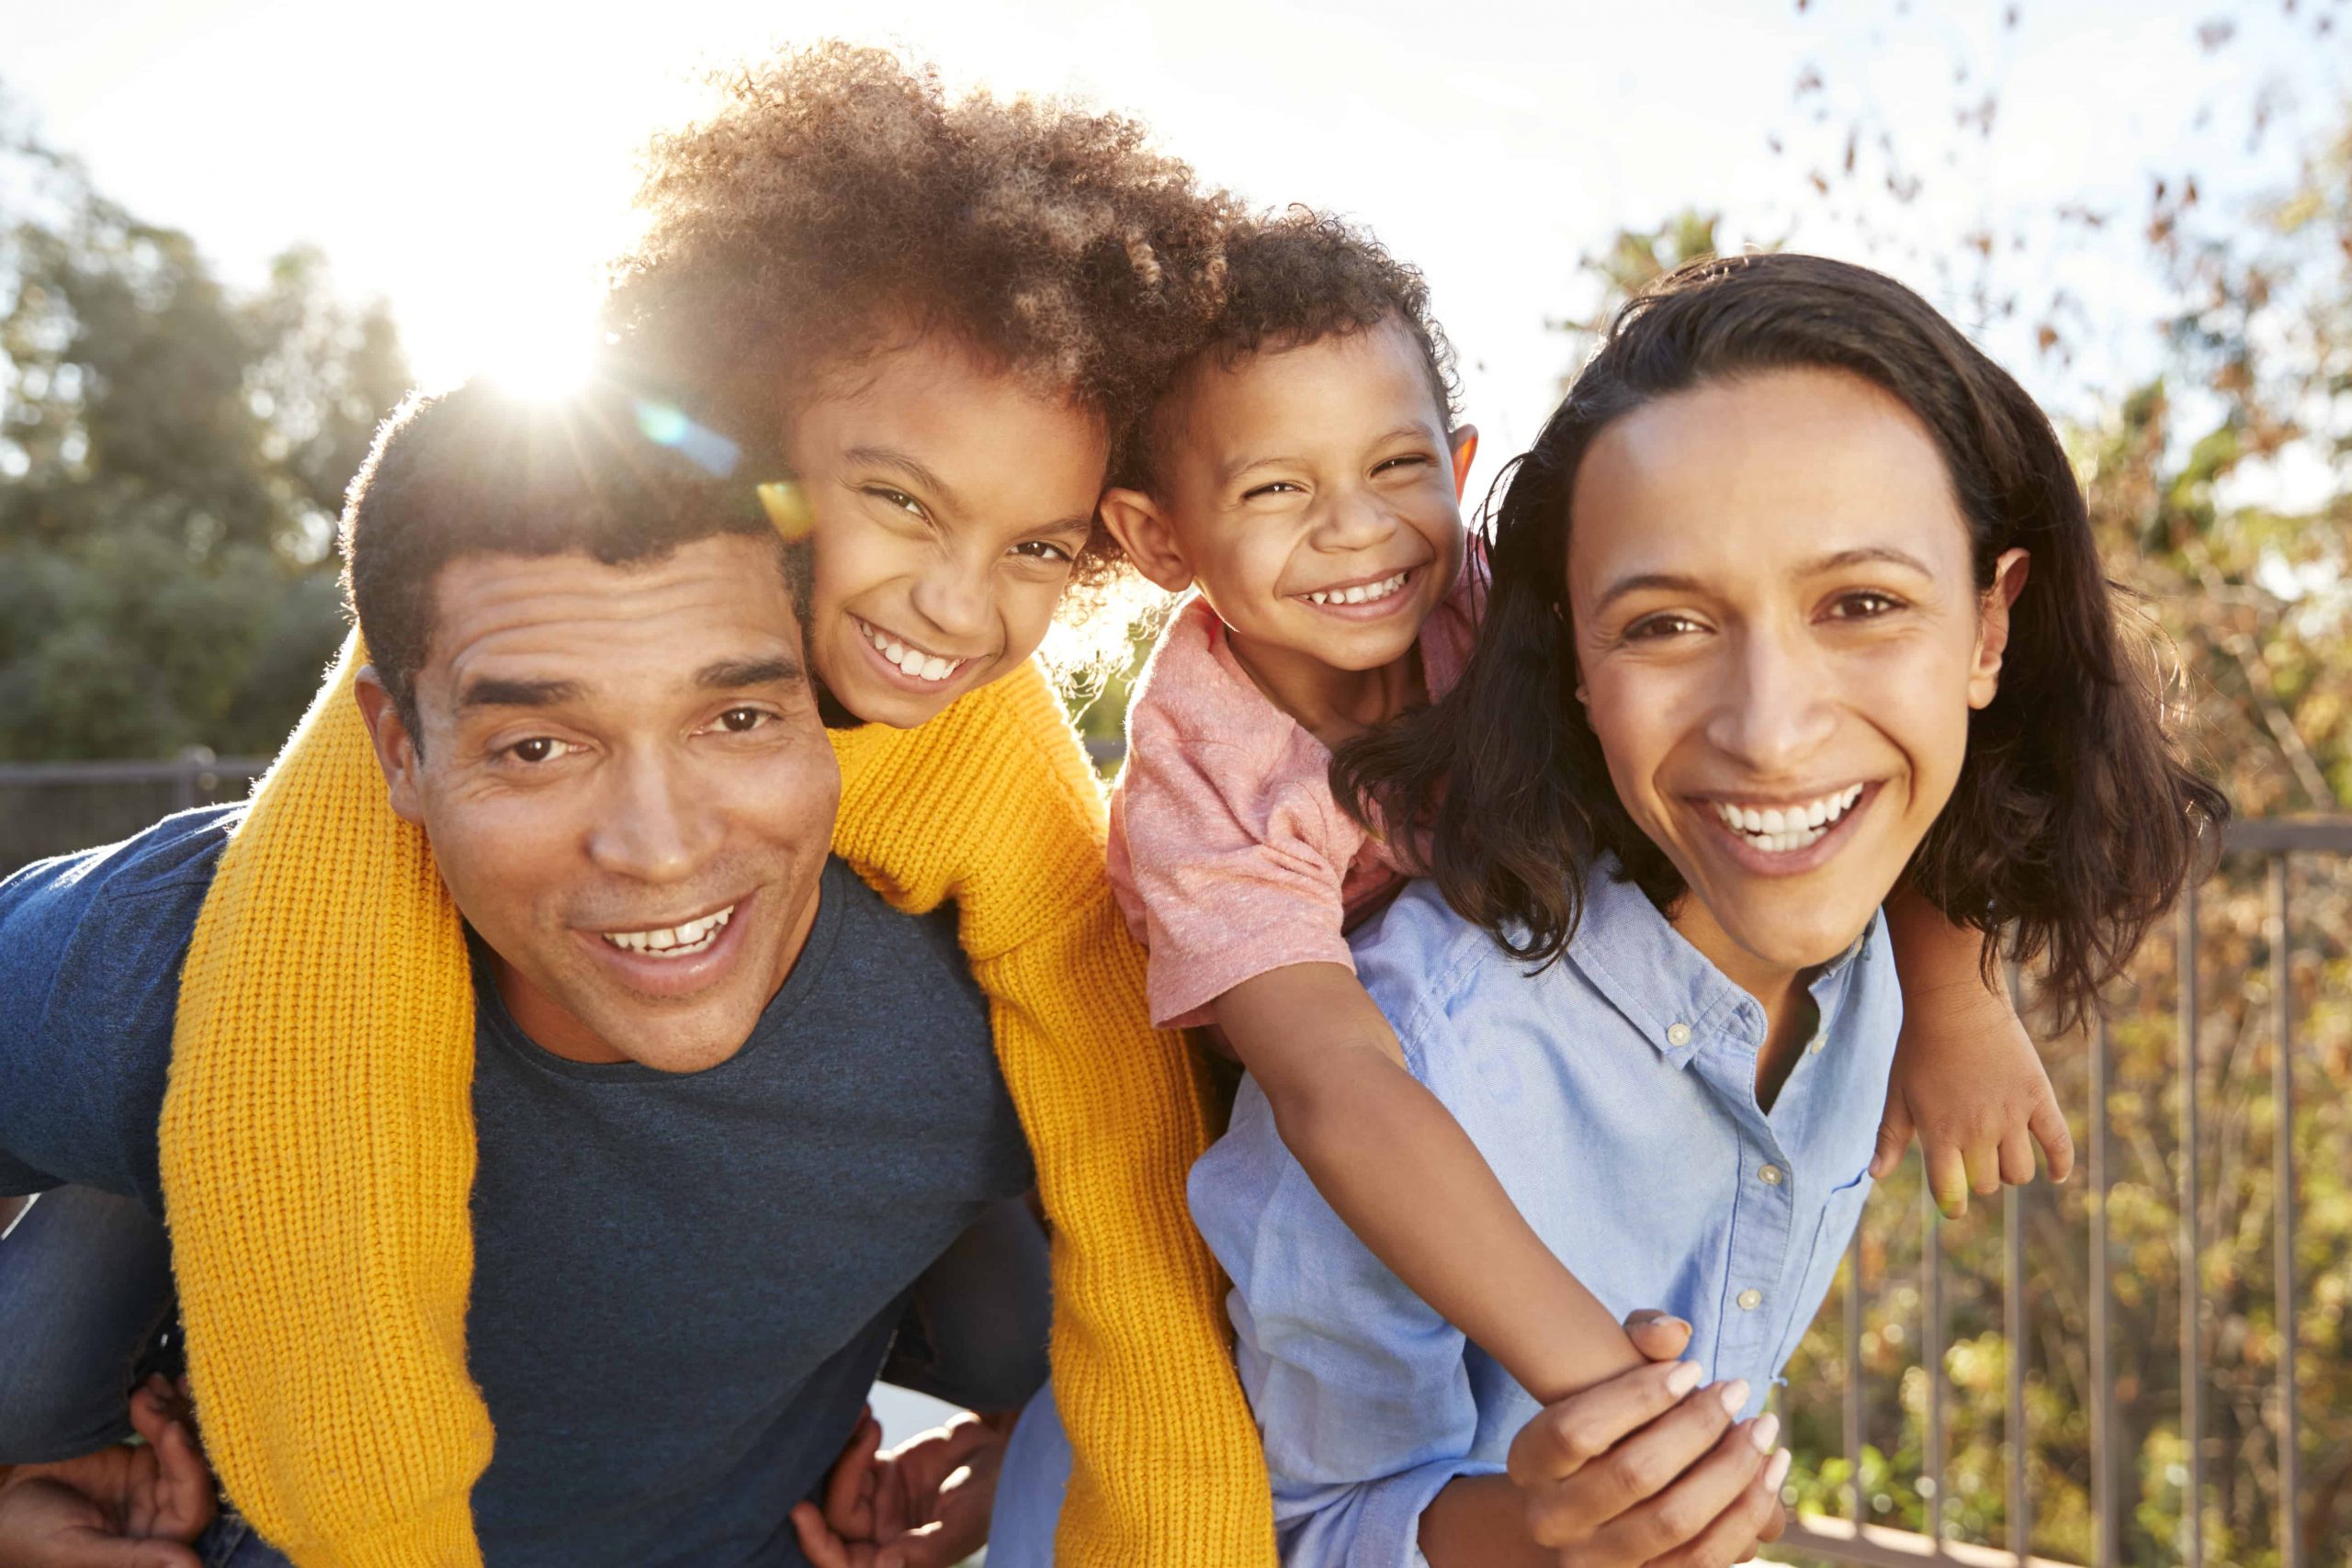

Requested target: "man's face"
[
  {"left": 786, "top": 334, "right": 1110, "bottom": 728},
  {"left": 359, "top": 533, "right": 840, "bottom": 1072},
  {"left": 1567, "top": 367, "right": 2022, "bottom": 990}
]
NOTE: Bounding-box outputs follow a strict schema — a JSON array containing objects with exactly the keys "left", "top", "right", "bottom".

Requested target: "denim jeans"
[{"left": 0, "top": 1185, "right": 175, "bottom": 1463}]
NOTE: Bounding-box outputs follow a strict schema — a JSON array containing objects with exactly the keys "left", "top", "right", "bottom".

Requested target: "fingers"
[
  {"left": 1585, "top": 1403, "right": 1775, "bottom": 1564},
  {"left": 1521, "top": 1377, "right": 1744, "bottom": 1546},
  {"left": 1923, "top": 1138, "right": 1968, "bottom": 1219},
  {"left": 1645, "top": 1447, "right": 1792, "bottom": 1568},
  {"left": 1622, "top": 1311, "right": 1693, "bottom": 1363},
  {"left": 1870, "top": 1092, "right": 1916, "bottom": 1179},
  {"left": 1996, "top": 1123, "right": 2038, "bottom": 1188},
  {"left": 2029, "top": 1094, "right": 2076, "bottom": 1183},
  {"left": 878, "top": 1518, "right": 963, "bottom": 1568},
  {"left": 823, "top": 1412, "right": 881, "bottom": 1536},
  {"left": 148, "top": 1416, "right": 218, "bottom": 1541},
  {"left": 790, "top": 1500, "right": 854, "bottom": 1568},
  {"left": 1506, "top": 1358, "right": 1708, "bottom": 1490}
]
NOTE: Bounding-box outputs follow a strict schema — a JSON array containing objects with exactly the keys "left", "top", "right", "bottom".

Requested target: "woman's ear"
[
  {"left": 1967, "top": 547, "right": 2031, "bottom": 710},
  {"left": 1449, "top": 424, "right": 1480, "bottom": 503},
  {"left": 1098, "top": 488, "right": 1195, "bottom": 594}
]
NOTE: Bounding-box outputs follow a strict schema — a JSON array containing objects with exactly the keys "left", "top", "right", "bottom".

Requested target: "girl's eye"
[
  {"left": 1827, "top": 591, "right": 1905, "bottom": 620},
  {"left": 505, "top": 737, "right": 579, "bottom": 764},
  {"left": 865, "top": 487, "right": 927, "bottom": 519},
  {"left": 1624, "top": 613, "right": 1706, "bottom": 642},
  {"left": 1009, "top": 539, "right": 1074, "bottom": 564}
]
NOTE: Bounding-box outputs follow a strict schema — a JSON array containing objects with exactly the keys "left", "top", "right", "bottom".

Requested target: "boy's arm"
[
  {"left": 1876, "top": 890, "right": 2075, "bottom": 1215},
  {"left": 1215, "top": 963, "right": 1645, "bottom": 1404}
]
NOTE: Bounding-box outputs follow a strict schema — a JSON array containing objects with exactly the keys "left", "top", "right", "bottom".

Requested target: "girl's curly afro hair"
[{"left": 606, "top": 43, "right": 1238, "bottom": 584}]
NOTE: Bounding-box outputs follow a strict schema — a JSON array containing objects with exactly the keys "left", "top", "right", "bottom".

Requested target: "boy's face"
[
  {"left": 786, "top": 333, "right": 1109, "bottom": 728},
  {"left": 1104, "top": 318, "right": 1473, "bottom": 679}
]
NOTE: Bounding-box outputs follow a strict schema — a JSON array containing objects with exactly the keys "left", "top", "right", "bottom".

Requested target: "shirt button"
[
  {"left": 1758, "top": 1164, "right": 1784, "bottom": 1186},
  {"left": 1807, "top": 1033, "right": 1826, "bottom": 1055},
  {"left": 1666, "top": 1022, "right": 1692, "bottom": 1046},
  {"left": 1737, "top": 1288, "right": 1764, "bottom": 1311}
]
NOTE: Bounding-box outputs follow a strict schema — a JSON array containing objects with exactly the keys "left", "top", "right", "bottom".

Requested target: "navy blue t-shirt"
[{"left": 0, "top": 807, "right": 1035, "bottom": 1566}]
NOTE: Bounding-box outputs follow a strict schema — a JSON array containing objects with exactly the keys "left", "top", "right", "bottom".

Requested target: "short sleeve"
[{"left": 1111, "top": 694, "right": 1365, "bottom": 1031}]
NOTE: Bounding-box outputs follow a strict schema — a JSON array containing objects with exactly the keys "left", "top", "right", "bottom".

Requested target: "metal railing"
[
  {"left": 0, "top": 750, "right": 266, "bottom": 877},
  {"left": 1777, "top": 818, "right": 2352, "bottom": 1568}
]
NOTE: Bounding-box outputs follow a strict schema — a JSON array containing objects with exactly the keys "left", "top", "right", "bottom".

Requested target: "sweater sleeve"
[{"left": 829, "top": 662, "right": 1276, "bottom": 1568}]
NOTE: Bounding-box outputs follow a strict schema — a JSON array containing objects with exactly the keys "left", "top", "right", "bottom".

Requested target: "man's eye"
[
  {"left": 505, "top": 737, "right": 578, "bottom": 764},
  {"left": 715, "top": 707, "right": 769, "bottom": 733},
  {"left": 1828, "top": 591, "right": 1905, "bottom": 620}
]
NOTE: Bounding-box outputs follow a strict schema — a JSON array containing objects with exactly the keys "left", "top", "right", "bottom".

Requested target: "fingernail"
[
  {"left": 1719, "top": 1379, "right": 1751, "bottom": 1415},
  {"left": 1667, "top": 1360, "right": 1703, "bottom": 1396},
  {"left": 1666, "top": 1316, "right": 1690, "bottom": 1334},
  {"left": 1750, "top": 1413, "right": 1781, "bottom": 1451},
  {"left": 1767, "top": 1448, "right": 1793, "bottom": 1489}
]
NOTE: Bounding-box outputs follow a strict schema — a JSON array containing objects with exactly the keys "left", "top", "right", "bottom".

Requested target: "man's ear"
[
  {"left": 1098, "top": 488, "right": 1196, "bottom": 594},
  {"left": 1448, "top": 424, "right": 1479, "bottom": 504},
  {"left": 352, "top": 666, "right": 427, "bottom": 827},
  {"left": 1967, "top": 547, "right": 2031, "bottom": 710}
]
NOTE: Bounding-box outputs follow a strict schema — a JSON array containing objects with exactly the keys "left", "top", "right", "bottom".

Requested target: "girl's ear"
[
  {"left": 1967, "top": 547, "right": 2031, "bottom": 710},
  {"left": 1098, "top": 488, "right": 1195, "bottom": 593},
  {"left": 1449, "top": 424, "right": 1480, "bottom": 503}
]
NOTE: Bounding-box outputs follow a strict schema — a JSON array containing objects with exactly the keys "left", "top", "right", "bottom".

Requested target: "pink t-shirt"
[{"left": 1107, "top": 560, "right": 1483, "bottom": 1030}]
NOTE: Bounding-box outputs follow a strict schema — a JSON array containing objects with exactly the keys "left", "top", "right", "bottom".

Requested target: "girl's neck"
[{"left": 1225, "top": 627, "right": 1426, "bottom": 752}]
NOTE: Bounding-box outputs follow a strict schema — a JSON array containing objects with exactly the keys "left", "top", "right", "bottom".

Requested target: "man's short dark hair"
[{"left": 339, "top": 378, "right": 808, "bottom": 734}]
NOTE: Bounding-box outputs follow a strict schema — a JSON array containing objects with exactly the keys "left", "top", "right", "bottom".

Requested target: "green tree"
[{"left": 0, "top": 100, "right": 409, "bottom": 761}]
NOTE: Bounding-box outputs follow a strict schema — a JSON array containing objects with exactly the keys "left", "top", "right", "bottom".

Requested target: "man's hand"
[
  {"left": 789, "top": 1406, "right": 1007, "bottom": 1568},
  {"left": 0, "top": 1378, "right": 217, "bottom": 1568},
  {"left": 1872, "top": 986, "right": 2073, "bottom": 1217},
  {"left": 1422, "top": 1311, "right": 1787, "bottom": 1567}
]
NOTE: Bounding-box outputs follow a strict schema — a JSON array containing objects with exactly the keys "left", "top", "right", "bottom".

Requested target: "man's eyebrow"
[
  {"left": 695, "top": 655, "right": 807, "bottom": 691},
  {"left": 844, "top": 446, "right": 962, "bottom": 514},
  {"left": 456, "top": 676, "right": 582, "bottom": 712}
]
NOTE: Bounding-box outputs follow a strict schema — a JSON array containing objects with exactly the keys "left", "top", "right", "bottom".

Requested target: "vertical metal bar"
[
  {"left": 2089, "top": 1010, "right": 2117, "bottom": 1568},
  {"left": 1846, "top": 1225, "right": 1866, "bottom": 1528},
  {"left": 1924, "top": 1179, "right": 1947, "bottom": 1552},
  {"left": 2179, "top": 880, "right": 2203, "bottom": 1568},
  {"left": 174, "top": 748, "right": 199, "bottom": 812},
  {"left": 2271, "top": 857, "right": 2302, "bottom": 1568},
  {"left": 2003, "top": 965, "right": 2030, "bottom": 1562}
]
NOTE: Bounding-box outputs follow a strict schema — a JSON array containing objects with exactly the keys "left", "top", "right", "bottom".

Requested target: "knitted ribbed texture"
[{"left": 160, "top": 632, "right": 1274, "bottom": 1567}]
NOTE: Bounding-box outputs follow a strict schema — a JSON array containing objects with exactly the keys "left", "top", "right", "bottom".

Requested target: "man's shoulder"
[{"left": 0, "top": 806, "right": 241, "bottom": 965}]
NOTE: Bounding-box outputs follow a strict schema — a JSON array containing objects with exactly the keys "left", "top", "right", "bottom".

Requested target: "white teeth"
[
  {"left": 602, "top": 905, "right": 734, "bottom": 958},
  {"left": 854, "top": 617, "right": 966, "bottom": 683},
  {"left": 1306, "top": 570, "right": 1408, "bottom": 608},
  {"left": 1712, "top": 784, "right": 1867, "bottom": 853}
]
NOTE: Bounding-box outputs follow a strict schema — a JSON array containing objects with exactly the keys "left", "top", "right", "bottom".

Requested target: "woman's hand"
[{"left": 1420, "top": 1312, "right": 1789, "bottom": 1568}]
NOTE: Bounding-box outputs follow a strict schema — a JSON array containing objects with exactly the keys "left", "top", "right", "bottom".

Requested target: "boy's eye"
[
  {"left": 1241, "top": 480, "right": 1304, "bottom": 500},
  {"left": 1826, "top": 591, "right": 1905, "bottom": 621},
  {"left": 1374, "top": 454, "right": 1435, "bottom": 476},
  {"left": 504, "top": 737, "right": 580, "bottom": 764}
]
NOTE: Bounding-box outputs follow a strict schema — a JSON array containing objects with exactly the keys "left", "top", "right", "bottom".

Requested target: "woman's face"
[
  {"left": 785, "top": 334, "right": 1110, "bottom": 728},
  {"left": 1566, "top": 367, "right": 2025, "bottom": 988}
]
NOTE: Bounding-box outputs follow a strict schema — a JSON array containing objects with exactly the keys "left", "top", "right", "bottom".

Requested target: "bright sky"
[{"left": 6, "top": 0, "right": 2345, "bottom": 477}]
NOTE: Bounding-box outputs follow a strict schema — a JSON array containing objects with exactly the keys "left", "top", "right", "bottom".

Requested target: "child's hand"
[{"left": 1871, "top": 992, "right": 2074, "bottom": 1217}]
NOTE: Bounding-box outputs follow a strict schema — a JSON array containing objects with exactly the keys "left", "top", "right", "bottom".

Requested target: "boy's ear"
[
  {"left": 353, "top": 666, "right": 428, "bottom": 827},
  {"left": 1967, "top": 547, "right": 2030, "bottom": 710},
  {"left": 1448, "top": 424, "right": 1479, "bottom": 503},
  {"left": 1098, "top": 488, "right": 1196, "bottom": 593}
]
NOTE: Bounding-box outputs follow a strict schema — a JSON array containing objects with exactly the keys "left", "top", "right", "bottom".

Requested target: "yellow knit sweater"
[{"left": 160, "top": 635, "right": 1274, "bottom": 1568}]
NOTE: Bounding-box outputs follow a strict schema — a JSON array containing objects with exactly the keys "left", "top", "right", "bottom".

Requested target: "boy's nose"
[{"left": 1308, "top": 490, "right": 1394, "bottom": 552}]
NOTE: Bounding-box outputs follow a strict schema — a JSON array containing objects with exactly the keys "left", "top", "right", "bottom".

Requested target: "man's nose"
[
  {"left": 586, "top": 750, "right": 721, "bottom": 884},
  {"left": 1704, "top": 627, "right": 1838, "bottom": 774}
]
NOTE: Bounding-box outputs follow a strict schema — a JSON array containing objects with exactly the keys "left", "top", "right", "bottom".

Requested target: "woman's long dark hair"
[{"left": 1333, "top": 253, "right": 2225, "bottom": 1031}]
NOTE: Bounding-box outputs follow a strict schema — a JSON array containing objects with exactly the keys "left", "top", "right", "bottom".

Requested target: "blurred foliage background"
[{"left": 4, "top": 3, "right": 2349, "bottom": 1562}]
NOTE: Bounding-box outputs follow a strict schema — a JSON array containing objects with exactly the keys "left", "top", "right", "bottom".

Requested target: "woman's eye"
[
  {"left": 1009, "top": 539, "right": 1074, "bottom": 564},
  {"left": 505, "top": 737, "right": 578, "bottom": 764},
  {"left": 1625, "top": 613, "right": 1705, "bottom": 641},
  {"left": 1828, "top": 591, "right": 1905, "bottom": 620}
]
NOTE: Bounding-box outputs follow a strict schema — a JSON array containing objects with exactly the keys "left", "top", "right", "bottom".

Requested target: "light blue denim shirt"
[{"left": 1185, "top": 861, "right": 1902, "bottom": 1568}]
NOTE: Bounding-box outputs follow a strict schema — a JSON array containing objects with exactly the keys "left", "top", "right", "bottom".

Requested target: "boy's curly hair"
[
  {"left": 1120, "top": 208, "right": 1461, "bottom": 491},
  {"left": 606, "top": 43, "right": 1238, "bottom": 591}
]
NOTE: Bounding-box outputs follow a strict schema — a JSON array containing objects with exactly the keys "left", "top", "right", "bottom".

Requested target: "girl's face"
[
  {"left": 1566, "top": 367, "right": 2026, "bottom": 991},
  {"left": 786, "top": 335, "right": 1110, "bottom": 728}
]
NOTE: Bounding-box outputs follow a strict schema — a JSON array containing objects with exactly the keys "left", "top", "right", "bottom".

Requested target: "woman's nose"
[{"left": 1705, "top": 629, "right": 1838, "bottom": 773}]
